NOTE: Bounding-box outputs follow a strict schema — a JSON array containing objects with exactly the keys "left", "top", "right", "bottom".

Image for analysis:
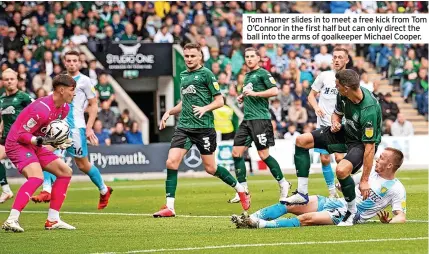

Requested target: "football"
[{"left": 45, "top": 119, "right": 70, "bottom": 142}]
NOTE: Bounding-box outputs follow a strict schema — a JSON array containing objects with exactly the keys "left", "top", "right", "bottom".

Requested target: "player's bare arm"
[
  {"left": 377, "top": 210, "right": 406, "bottom": 224},
  {"left": 360, "top": 142, "right": 375, "bottom": 200},
  {"left": 159, "top": 101, "right": 182, "bottom": 130},
  {"left": 86, "top": 97, "right": 99, "bottom": 146},
  {"left": 192, "top": 94, "right": 224, "bottom": 119},
  {"left": 243, "top": 87, "right": 278, "bottom": 98},
  {"left": 331, "top": 112, "right": 342, "bottom": 132},
  {"left": 308, "top": 89, "right": 325, "bottom": 117}
]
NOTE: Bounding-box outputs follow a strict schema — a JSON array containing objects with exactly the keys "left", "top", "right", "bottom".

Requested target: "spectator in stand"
[
  {"left": 95, "top": 73, "right": 116, "bottom": 106},
  {"left": 70, "top": 25, "right": 88, "bottom": 45},
  {"left": 35, "top": 87, "right": 48, "bottom": 98},
  {"left": 288, "top": 98, "right": 308, "bottom": 132},
  {"left": 213, "top": 98, "right": 235, "bottom": 140},
  {"left": 94, "top": 119, "right": 111, "bottom": 146},
  {"left": 314, "top": 45, "right": 332, "bottom": 68},
  {"left": 120, "top": 23, "right": 138, "bottom": 41},
  {"left": 284, "top": 123, "right": 300, "bottom": 141},
  {"left": 17, "top": 77, "right": 35, "bottom": 98},
  {"left": 16, "top": 64, "right": 30, "bottom": 91},
  {"left": 101, "top": 26, "right": 117, "bottom": 53},
  {"left": 293, "top": 83, "right": 307, "bottom": 107},
  {"left": 153, "top": 25, "right": 173, "bottom": 43},
  {"left": 217, "top": 26, "right": 231, "bottom": 57},
  {"left": 83, "top": 60, "right": 103, "bottom": 85},
  {"left": 118, "top": 109, "right": 134, "bottom": 131},
  {"left": 21, "top": 26, "right": 37, "bottom": 52},
  {"left": 414, "top": 68, "right": 428, "bottom": 117},
  {"left": 278, "top": 84, "right": 294, "bottom": 117},
  {"left": 133, "top": 16, "right": 150, "bottom": 41},
  {"left": 32, "top": 68, "right": 52, "bottom": 93},
  {"left": 42, "top": 51, "right": 54, "bottom": 77},
  {"left": 98, "top": 100, "right": 116, "bottom": 132},
  {"left": 391, "top": 113, "right": 414, "bottom": 136},
  {"left": 270, "top": 98, "right": 287, "bottom": 138},
  {"left": 402, "top": 60, "right": 418, "bottom": 102},
  {"left": 125, "top": 121, "right": 144, "bottom": 144},
  {"left": 377, "top": 44, "right": 392, "bottom": 78},
  {"left": 3, "top": 27, "right": 23, "bottom": 52},
  {"left": 3, "top": 49, "right": 19, "bottom": 70},
  {"left": 299, "top": 63, "right": 314, "bottom": 84},
  {"left": 205, "top": 47, "right": 230, "bottom": 72},
  {"left": 359, "top": 72, "right": 374, "bottom": 92},
  {"left": 87, "top": 24, "right": 100, "bottom": 54},
  {"left": 45, "top": 13, "right": 58, "bottom": 40},
  {"left": 353, "top": 58, "right": 366, "bottom": 76},
  {"left": 381, "top": 93, "right": 400, "bottom": 135},
  {"left": 21, "top": 49, "right": 40, "bottom": 77},
  {"left": 203, "top": 27, "right": 218, "bottom": 49},
  {"left": 110, "top": 122, "right": 128, "bottom": 144}
]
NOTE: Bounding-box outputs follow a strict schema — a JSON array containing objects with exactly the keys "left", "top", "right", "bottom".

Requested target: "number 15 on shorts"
[
  {"left": 257, "top": 134, "right": 267, "bottom": 146},
  {"left": 203, "top": 137, "right": 210, "bottom": 151}
]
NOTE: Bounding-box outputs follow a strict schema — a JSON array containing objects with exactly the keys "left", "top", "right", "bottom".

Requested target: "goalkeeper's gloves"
[
  {"left": 55, "top": 138, "right": 73, "bottom": 150},
  {"left": 35, "top": 136, "right": 68, "bottom": 147}
]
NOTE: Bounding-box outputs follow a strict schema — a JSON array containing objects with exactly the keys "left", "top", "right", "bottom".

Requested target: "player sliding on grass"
[
  {"left": 2, "top": 74, "right": 76, "bottom": 232},
  {"left": 232, "top": 148, "right": 406, "bottom": 229},
  {"left": 32, "top": 50, "right": 113, "bottom": 210},
  {"left": 154, "top": 43, "right": 250, "bottom": 217},
  {"left": 228, "top": 47, "right": 290, "bottom": 204},
  {"left": 284, "top": 69, "right": 383, "bottom": 226},
  {"left": 0, "top": 69, "right": 34, "bottom": 203}
]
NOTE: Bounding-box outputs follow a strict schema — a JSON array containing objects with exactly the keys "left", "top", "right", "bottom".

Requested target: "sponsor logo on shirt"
[
  {"left": 243, "top": 83, "right": 253, "bottom": 92},
  {"left": 0, "top": 106, "right": 15, "bottom": 115},
  {"left": 181, "top": 85, "right": 197, "bottom": 95}
]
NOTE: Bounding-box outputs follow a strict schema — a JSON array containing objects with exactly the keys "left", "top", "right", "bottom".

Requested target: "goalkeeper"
[
  {"left": 232, "top": 148, "right": 406, "bottom": 229},
  {"left": 2, "top": 74, "right": 76, "bottom": 232}
]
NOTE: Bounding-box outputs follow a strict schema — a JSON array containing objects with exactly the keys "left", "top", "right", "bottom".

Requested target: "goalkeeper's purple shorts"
[{"left": 6, "top": 143, "right": 58, "bottom": 173}]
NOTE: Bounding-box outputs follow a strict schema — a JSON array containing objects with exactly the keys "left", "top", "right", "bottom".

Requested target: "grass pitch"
[{"left": 2, "top": 170, "right": 428, "bottom": 254}]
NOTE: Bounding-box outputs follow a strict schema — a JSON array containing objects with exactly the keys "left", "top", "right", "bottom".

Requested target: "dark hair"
[
  {"left": 183, "top": 43, "right": 201, "bottom": 52},
  {"left": 333, "top": 47, "right": 349, "bottom": 55},
  {"left": 64, "top": 50, "right": 80, "bottom": 59},
  {"left": 53, "top": 74, "right": 76, "bottom": 89},
  {"left": 385, "top": 147, "right": 404, "bottom": 171},
  {"left": 245, "top": 47, "right": 260, "bottom": 56},
  {"left": 335, "top": 69, "right": 360, "bottom": 90}
]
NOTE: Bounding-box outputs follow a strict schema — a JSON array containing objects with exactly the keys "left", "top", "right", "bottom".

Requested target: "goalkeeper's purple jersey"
[{"left": 5, "top": 95, "right": 69, "bottom": 147}]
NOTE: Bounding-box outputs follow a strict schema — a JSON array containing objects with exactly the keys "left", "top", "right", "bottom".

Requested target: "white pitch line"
[
  {"left": 0, "top": 210, "right": 427, "bottom": 222},
  {"left": 91, "top": 237, "right": 428, "bottom": 254}
]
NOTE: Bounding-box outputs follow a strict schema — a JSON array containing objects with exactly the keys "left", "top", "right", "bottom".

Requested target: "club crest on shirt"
[
  {"left": 213, "top": 82, "right": 220, "bottom": 91},
  {"left": 269, "top": 77, "right": 276, "bottom": 84},
  {"left": 23, "top": 118, "right": 37, "bottom": 131},
  {"left": 365, "top": 127, "right": 374, "bottom": 138}
]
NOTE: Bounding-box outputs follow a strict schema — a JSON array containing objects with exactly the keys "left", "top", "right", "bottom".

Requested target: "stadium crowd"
[{"left": 0, "top": 1, "right": 427, "bottom": 143}]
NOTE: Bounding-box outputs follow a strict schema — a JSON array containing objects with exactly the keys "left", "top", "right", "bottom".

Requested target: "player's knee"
[
  {"left": 75, "top": 158, "right": 90, "bottom": 171},
  {"left": 166, "top": 158, "right": 180, "bottom": 169},
  {"left": 257, "top": 149, "right": 269, "bottom": 160},
  {"left": 336, "top": 166, "right": 348, "bottom": 179},
  {"left": 296, "top": 134, "right": 312, "bottom": 148},
  {"left": 232, "top": 148, "right": 242, "bottom": 158},
  {"left": 298, "top": 213, "right": 313, "bottom": 226},
  {"left": 204, "top": 165, "right": 216, "bottom": 175}
]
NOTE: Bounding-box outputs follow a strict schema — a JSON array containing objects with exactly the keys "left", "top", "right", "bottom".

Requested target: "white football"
[{"left": 46, "top": 119, "right": 70, "bottom": 142}]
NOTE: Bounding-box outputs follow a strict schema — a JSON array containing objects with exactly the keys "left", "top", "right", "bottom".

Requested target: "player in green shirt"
[
  {"left": 0, "top": 69, "right": 34, "bottom": 203},
  {"left": 285, "top": 69, "right": 382, "bottom": 227},
  {"left": 229, "top": 47, "right": 290, "bottom": 204},
  {"left": 153, "top": 43, "right": 250, "bottom": 218}
]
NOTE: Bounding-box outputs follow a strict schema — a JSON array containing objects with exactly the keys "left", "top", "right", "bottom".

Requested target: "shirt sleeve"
[
  {"left": 334, "top": 94, "right": 344, "bottom": 116},
  {"left": 21, "top": 93, "right": 35, "bottom": 107},
  {"left": 17, "top": 104, "right": 48, "bottom": 144},
  {"left": 261, "top": 70, "right": 277, "bottom": 89},
  {"left": 391, "top": 184, "right": 407, "bottom": 214},
  {"left": 206, "top": 70, "right": 221, "bottom": 96},
  {"left": 360, "top": 106, "right": 379, "bottom": 143},
  {"left": 311, "top": 72, "right": 324, "bottom": 92},
  {"left": 83, "top": 78, "right": 96, "bottom": 100}
]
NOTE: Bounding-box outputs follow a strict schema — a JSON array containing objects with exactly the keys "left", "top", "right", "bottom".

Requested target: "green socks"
[
  {"left": 294, "top": 146, "right": 310, "bottom": 177},
  {"left": 233, "top": 157, "right": 247, "bottom": 183},
  {"left": 338, "top": 175, "right": 356, "bottom": 202},
  {"left": 0, "top": 162, "right": 7, "bottom": 186},
  {"left": 214, "top": 165, "right": 238, "bottom": 187},
  {"left": 263, "top": 156, "right": 284, "bottom": 181},
  {"left": 165, "top": 169, "right": 178, "bottom": 198}
]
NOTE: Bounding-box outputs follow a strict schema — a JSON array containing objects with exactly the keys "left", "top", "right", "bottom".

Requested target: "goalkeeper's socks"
[
  {"left": 43, "top": 171, "right": 56, "bottom": 193},
  {"left": 87, "top": 165, "right": 108, "bottom": 195},
  {"left": 11, "top": 177, "right": 43, "bottom": 216},
  {"left": 50, "top": 176, "right": 71, "bottom": 212},
  {"left": 252, "top": 203, "right": 287, "bottom": 221},
  {"left": 260, "top": 217, "right": 301, "bottom": 228}
]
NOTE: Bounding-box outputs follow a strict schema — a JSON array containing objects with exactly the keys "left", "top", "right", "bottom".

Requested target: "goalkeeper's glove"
[
  {"left": 55, "top": 138, "right": 73, "bottom": 150},
  {"left": 35, "top": 136, "right": 68, "bottom": 147}
]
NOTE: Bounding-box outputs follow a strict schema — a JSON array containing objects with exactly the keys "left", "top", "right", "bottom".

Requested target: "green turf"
[{"left": 2, "top": 170, "right": 428, "bottom": 254}]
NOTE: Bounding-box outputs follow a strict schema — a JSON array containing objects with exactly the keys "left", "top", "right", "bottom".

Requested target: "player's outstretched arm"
[
  {"left": 243, "top": 87, "right": 278, "bottom": 98},
  {"left": 192, "top": 94, "right": 224, "bottom": 118},
  {"left": 360, "top": 143, "right": 375, "bottom": 200},
  {"left": 159, "top": 101, "right": 182, "bottom": 130},
  {"left": 377, "top": 210, "right": 406, "bottom": 224}
]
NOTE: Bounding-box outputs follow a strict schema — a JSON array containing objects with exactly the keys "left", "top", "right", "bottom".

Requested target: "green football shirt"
[
  {"left": 242, "top": 67, "right": 277, "bottom": 120},
  {"left": 0, "top": 91, "right": 34, "bottom": 138},
  {"left": 178, "top": 66, "right": 221, "bottom": 129}
]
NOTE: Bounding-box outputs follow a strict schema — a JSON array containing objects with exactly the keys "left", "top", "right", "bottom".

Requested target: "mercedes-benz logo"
[{"left": 184, "top": 145, "right": 202, "bottom": 168}]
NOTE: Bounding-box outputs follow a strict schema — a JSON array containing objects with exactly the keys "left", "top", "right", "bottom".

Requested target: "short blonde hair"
[{"left": 1, "top": 68, "right": 18, "bottom": 79}]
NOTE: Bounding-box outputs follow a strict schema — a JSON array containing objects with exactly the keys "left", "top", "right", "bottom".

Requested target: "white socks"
[
  {"left": 166, "top": 197, "right": 175, "bottom": 210},
  {"left": 48, "top": 208, "right": 60, "bottom": 222},
  {"left": 8, "top": 209, "right": 20, "bottom": 221},
  {"left": 347, "top": 199, "right": 357, "bottom": 213},
  {"left": 2, "top": 184, "right": 12, "bottom": 193},
  {"left": 297, "top": 177, "right": 309, "bottom": 194},
  {"left": 234, "top": 182, "right": 245, "bottom": 193},
  {"left": 100, "top": 185, "right": 108, "bottom": 195}
]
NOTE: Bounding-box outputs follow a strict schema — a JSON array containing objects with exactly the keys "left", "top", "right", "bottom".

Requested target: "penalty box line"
[
  {"left": 91, "top": 237, "right": 429, "bottom": 253},
  {"left": 0, "top": 210, "right": 427, "bottom": 223}
]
